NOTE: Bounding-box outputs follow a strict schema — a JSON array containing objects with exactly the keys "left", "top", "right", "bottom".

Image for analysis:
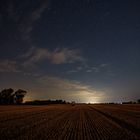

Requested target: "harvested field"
[{"left": 0, "top": 104, "right": 139, "bottom": 140}]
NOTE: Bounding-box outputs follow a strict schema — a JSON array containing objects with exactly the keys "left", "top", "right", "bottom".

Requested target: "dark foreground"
[{"left": 0, "top": 104, "right": 139, "bottom": 140}]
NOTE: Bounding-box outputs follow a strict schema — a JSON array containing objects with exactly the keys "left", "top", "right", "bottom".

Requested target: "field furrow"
[{"left": 0, "top": 104, "right": 139, "bottom": 140}]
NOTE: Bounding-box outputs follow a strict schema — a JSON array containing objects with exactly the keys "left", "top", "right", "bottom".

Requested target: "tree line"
[
  {"left": 0, "top": 88, "right": 26, "bottom": 105},
  {"left": 25, "top": 100, "right": 66, "bottom": 105}
]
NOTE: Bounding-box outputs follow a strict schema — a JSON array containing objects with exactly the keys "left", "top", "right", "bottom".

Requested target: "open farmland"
[{"left": 0, "top": 104, "right": 139, "bottom": 140}]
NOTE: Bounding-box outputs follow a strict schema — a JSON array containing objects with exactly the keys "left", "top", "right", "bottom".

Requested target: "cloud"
[
  {"left": 0, "top": 60, "right": 19, "bottom": 73},
  {"left": 66, "top": 63, "right": 111, "bottom": 75},
  {"left": 21, "top": 0, "right": 48, "bottom": 39},
  {"left": 37, "top": 75, "right": 106, "bottom": 102},
  {"left": 86, "top": 69, "right": 93, "bottom": 73},
  {"left": 51, "top": 48, "right": 84, "bottom": 64},
  {"left": 22, "top": 47, "right": 50, "bottom": 67},
  {"left": 99, "top": 64, "right": 109, "bottom": 67},
  {"left": 0, "top": 1, "right": 49, "bottom": 41},
  {"left": 85, "top": 64, "right": 109, "bottom": 73},
  {"left": 67, "top": 70, "right": 78, "bottom": 74},
  {"left": 0, "top": 47, "right": 85, "bottom": 74},
  {"left": 22, "top": 47, "right": 84, "bottom": 67},
  {"left": 38, "top": 76, "right": 93, "bottom": 92},
  {"left": 66, "top": 66, "right": 84, "bottom": 74},
  {"left": 66, "top": 65, "right": 98, "bottom": 74},
  {"left": 91, "top": 67, "right": 99, "bottom": 72}
]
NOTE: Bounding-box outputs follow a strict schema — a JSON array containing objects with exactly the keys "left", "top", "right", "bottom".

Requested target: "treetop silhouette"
[{"left": 0, "top": 88, "right": 27, "bottom": 105}]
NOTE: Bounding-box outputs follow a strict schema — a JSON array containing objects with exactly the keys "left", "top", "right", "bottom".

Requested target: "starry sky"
[{"left": 0, "top": 0, "right": 140, "bottom": 103}]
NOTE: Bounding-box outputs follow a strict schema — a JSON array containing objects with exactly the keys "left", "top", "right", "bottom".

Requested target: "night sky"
[{"left": 0, "top": 0, "right": 140, "bottom": 103}]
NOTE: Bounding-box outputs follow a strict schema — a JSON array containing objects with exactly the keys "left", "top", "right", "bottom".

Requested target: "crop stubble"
[{"left": 0, "top": 104, "right": 139, "bottom": 140}]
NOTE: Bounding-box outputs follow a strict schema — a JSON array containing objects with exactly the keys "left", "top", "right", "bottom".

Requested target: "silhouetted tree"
[
  {"left": 0, "top": 88, "right": 27, "bottom": 105},
  {"left": 0, "top": 88, "right": 14, "bottom": 104},
  {"left": 14, "top": 89, "right": 27, "bottom": 104}
]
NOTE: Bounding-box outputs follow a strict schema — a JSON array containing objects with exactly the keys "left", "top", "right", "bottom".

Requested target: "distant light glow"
[{"left": 70, "top": 90, "right": 105, "bottom": 103}]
